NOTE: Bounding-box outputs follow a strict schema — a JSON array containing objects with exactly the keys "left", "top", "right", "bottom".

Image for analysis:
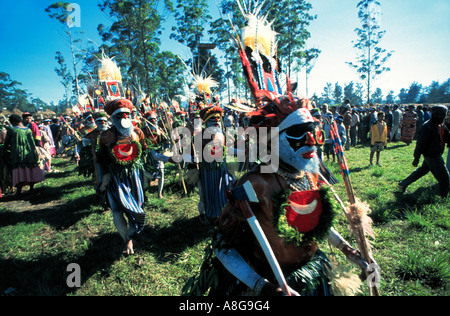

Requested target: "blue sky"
[{"left": 0, "top": 0, "right": 449, "bottom": 106}]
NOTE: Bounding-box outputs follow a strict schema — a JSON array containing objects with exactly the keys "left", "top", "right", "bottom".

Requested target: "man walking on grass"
[{"left": 398, "top": 105, "right": 450, "bottom": 198}]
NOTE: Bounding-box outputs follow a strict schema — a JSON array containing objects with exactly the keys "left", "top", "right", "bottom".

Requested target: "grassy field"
[{"left": 0, "top": 141, "right": 449, "bottom": 296}]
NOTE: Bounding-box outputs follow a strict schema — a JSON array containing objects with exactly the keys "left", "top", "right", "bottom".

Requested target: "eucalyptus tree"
[
  {"left": 54, "top": 51, "right": 74, "bottom": 109},
  {"left": 98, "top": 0, "right": 175, "bottom": 94},
  {"left": 0, "top": 72, "right": 30, "bottom": 111},
  {"left": 267, "top": 0, "right": 320, "bottom": 82},
  {"left": 45, "top": 2, "right": 84, "bottom": 100},
  {"left": 346, "top": 0, "right": 393, "bottom": 103}
]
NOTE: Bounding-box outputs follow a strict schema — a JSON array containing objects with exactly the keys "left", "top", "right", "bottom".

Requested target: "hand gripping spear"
[
  {"left": 326, "top": 117, "right": 380, "bottom": 296},
  {"left": 231, "top": 181, "right": 292, "bottom": 296}
]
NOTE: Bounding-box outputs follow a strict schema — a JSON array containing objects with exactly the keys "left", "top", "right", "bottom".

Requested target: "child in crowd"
[
  {"left": 370, "top": 112, "right": 388, "bottom": 166},
  {"left": 323, "top": 113, "right": 335, "bottom": 162}
]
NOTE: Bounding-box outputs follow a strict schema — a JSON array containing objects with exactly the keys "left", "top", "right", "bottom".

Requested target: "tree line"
[
  {"left": 313, "top": 79, "right": 450, "bottom": 107},
  {"left": 1, "top": 0, "right": 449, "bottom": 114}
]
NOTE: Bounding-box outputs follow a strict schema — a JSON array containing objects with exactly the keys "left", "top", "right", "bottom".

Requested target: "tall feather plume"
[
  {"left": 234, "top": 0, "right": 283, "bottom": 104},
  {"left": 192, "top": 75, "right": 218, "bottom": 95},
  {"left": 98, "top": 53, "right": 122, "bottom": 81}
]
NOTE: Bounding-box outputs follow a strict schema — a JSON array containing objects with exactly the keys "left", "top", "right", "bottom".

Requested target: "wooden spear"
[{"left": 326, "top": 117, "right": 380, "bottom": 296}]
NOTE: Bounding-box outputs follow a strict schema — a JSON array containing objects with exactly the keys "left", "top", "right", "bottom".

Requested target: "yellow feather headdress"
[
  {"left": 192, "top": 75, "right": 218, "bottom": 95},
  {"left": 98, "top": 54, "right": 122, "bottom": 81}
]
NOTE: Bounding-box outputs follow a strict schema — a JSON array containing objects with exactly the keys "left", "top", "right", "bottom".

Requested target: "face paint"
[
  {"left": 96, "top": 119, "right": 108, "bottom": 131},
  {"left": 206, "top": 116, "right": 221, "bottom": 130},
  {"left": 113, "top": 112, "right": 133, "bottom": 136},
  {"left": 279, "top": 124, "right": 320, "bottom": 174},
  {"left": 223, "top": 115, "right": 233, "bottom": 128}
]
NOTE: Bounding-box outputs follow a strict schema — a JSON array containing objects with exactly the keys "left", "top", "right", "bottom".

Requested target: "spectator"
[
  {"left": 400, "top": 105, "right": 418, "bottom": 145},
  {"left": 350, "top": 109, "right": 360, "bottom": 147},
  {"left": 50, "top": 118, "right": 61, "bottom": 153},
  {"left": 398, "top": 106, "right": 450, "bottom": 198},
  {"left": 3, "top": 114, "right": 45, "bottom": 195},
  {"left": 384, "top": 106, "right": 393, "bottom": 141},
  {"left": 391, "top": 105, "right": 402, "bottom": 141},
  {"left": 323, "top": 113, "right": 335, "bottom": 162},
  {"left": 369, "top": 112, "right": 388, "bottom": 166},
  {"left": 22, "top": 112, "right": 42, "bottom": 147}
]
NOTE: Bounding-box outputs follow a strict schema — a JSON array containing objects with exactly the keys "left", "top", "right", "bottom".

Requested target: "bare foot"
[{"left": 122, "top": 239, "right": 134, "bottom": 255}]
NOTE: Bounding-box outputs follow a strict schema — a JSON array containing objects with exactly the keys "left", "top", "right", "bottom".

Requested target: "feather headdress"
[
  {"left": 192, "top": 75, "right": 218, "bottom": 96},
  {"left": 233, "top": 0, "right": 283, "bottom": 103},
  {"left": 232, "top": 0, "right": 310, "bottom": 131},
  {"left": 98, "top": 53, "right": 122, "bottom": 81}
]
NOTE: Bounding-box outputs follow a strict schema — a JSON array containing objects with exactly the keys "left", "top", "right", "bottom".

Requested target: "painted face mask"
[
  {"left": 223, "top": 115, "right": 234, "bottom": 128},
  {"left": 113, "top": 112, "right": 133, "bottom": 137},
  {"left": 206, "top": 116, "right": 222, "bottom": 129},
  {"left": 86, "top": 116, "right": 96, "bottom": 128},
  {"left": 95, "top": 118, "right": 108, "bottom": 131},
  {"left": 279, "top": 123, "right": 323, "bottom": 174}
]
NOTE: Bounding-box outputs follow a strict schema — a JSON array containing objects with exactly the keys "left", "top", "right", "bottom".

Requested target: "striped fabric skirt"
[
  {"left": 107, "top": 169, "right": 146, "bottom": 235},
  {"left": 200, "top": 166, "right": 235, "bottom": 220}
]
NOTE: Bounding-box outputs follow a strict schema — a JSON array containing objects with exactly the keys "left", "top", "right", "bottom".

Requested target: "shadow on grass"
[
  {"left": 0, "top": 193, "right": 105, "bottom": 230},
  {"left": 370, "top": 184, "right": 442, "bottom": 223},
  {"left": 138, "top": 216, "right": 215, "bottom": 264},
  {"left": 0, "top": 232, "right": 123, "bottom": 296},
  {"left": 0, "top": 216, "right": 214, "bottom": 295}
]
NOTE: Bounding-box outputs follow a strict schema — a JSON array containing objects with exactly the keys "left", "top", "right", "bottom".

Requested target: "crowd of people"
[
  {"left": 311, "top": 102, "right": 450, "bottom": 169},
  {"left": 1, "top": 7, "right": 450, "bottom": 296}
]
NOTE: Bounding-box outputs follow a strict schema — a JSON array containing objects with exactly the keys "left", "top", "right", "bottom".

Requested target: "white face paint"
[
  {"left": 278, "top": 131, "right": 320, "bottom": 174},
  {"left": 121, "top": 118, "right": 132, "bottom": 128},
  {"left": 113, "top": 112, "right": 133, "bottom": 136},
  {"left": 96, "top": 119, "right": 108, "bottom": 131}
]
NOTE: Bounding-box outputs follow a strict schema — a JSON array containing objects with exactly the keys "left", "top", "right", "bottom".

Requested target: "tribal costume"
[
  {"left": 197, "top": 105, "right": 235, "bottom": 223},
  {"left": 184, "top": 3, "right": 372, "bottom": 296},
  {"left": 98, "top": 99, "right": 148, "bottom": 253},
  {"left": 141, "top": 110, "right": 171, "bottom": 198},
  {"left": 78, "top": 111, "right": 109, "bottom": 190}
]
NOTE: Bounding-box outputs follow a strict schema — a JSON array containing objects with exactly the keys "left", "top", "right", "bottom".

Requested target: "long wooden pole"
[{"left": 326, "top": 117, "right": 380, "bottom": 296}]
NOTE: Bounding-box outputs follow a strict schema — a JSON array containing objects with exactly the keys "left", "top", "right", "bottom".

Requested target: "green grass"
[{"left": 0, "top": 142, "right": 449, "bottom": 296}]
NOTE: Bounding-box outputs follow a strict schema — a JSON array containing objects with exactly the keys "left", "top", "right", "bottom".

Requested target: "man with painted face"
[
  {"left": 212, "top": 101, "right": 372, "bottom": 296},
  {"left": 78, "top": 111, "right": 109, "bottom": 189},
  {"left": 399, "top": 105, "right": 450, "bottom": 197},
  {"left": 195, "top": 106, "right": 235, "bottom": 224},
  {"left": 184, "top": 10, "right": 374, "bottom": 296},
  {"left": 184, "top": 98, "right": 374, "bottom": 296},
  {"left": 98, "top": 99, "right": 148, "bottom": 255}
]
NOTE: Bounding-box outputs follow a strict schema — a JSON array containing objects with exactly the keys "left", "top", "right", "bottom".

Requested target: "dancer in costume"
[
  {"left": 74, "top": 112, "right": 96, "bottom": 163},
  {"left": 141, "top": 110, "right": 172, "bottom": 198},
  {"left": 98, "top": 99, "right": 148, "bottom": 255},
  {"left": 78, "top": 111, "right": 109, "bottom": 191},
  {"left": 196, "top": 105, "right": 235, "bottom": 224},
  {"left": 184, "top": 4, "right": 374, "bottom": 296}
]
